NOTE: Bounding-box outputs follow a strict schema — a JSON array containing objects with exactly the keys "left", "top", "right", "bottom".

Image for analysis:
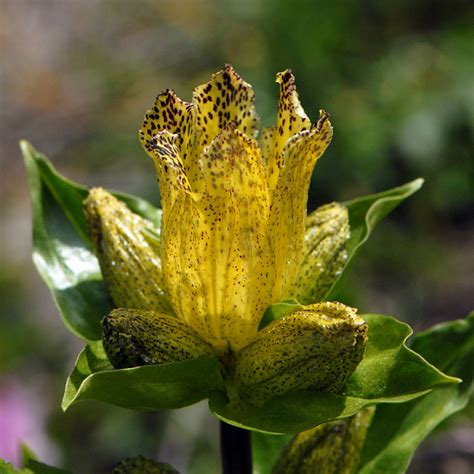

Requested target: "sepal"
[
  {"left": 113, "top": 455, "right": 179, "bottom": 474},
  {"left": 235, "top": 302, "right": 367, "bottom": 405},
  {"left": 85, "top": 188, "right": 170, "bottom": 312},
  {"left": 102, "top": 308, "right": 214, "bottom": 368},
  {"left": 273, "top": 407, "right": 375, "bottom": 474},
  {"left": 22, "top": 141, "right": 161, "bottom": 341},
  {"left": 209, "top": 312, "right": 458, "bottom": 435}
]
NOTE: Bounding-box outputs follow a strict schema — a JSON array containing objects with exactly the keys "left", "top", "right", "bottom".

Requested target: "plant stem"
[{"left": 220, "top": 421, "right": 252, "bottom": 474}]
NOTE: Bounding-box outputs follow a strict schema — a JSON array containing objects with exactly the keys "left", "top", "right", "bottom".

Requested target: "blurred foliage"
[{"left": 1, "top": 0, "right": 473, "bottom": 472}]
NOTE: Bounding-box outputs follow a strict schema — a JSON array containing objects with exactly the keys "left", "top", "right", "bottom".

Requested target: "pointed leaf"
[
  {"left": 0, "top": 459, "right": 71, "bottom": 474},
  {"left": 62, "top": 341, "right": 225, "bottom": 411},
  {"left": 22, "top": 141, "right": 162, "bottom": 341},
  {"left": 209, "top": 313, "right": 458, "bottom": 435},
  {"left": 23, "top": 461, "right": 72, "bottom": 474},
  {"left": 0, "top": 460, "right": 29, "bottom": 474},
  {"left": 358, "top": 312, "right": 474, "bottom": 474},
  {"left": 22, "top": 141, "right": 162, "bottom": 234},
  {"left": 20, "top": 445, "right": 37, "bottom": 467},
  {"left": 324, "top": 178, "right": 424, "bottom": 299}
]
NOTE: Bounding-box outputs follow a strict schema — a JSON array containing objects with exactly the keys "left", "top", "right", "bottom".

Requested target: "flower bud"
[
  {"left": 291, "top": 202, "right": 350, "bottom": 303},
  {"left": 102, "top": 309, "right": 214, "bottom": 369},
  {"left": 273, "top": 407, "right": 375, "bottom": 474},
  {"left": 234, "top": 302, "right": 367, "bottom": 406},
  {"left": 85, "top": 188, "right": 171, "bottom": 312},
  {"left": 113, "top": 455, "right": 179, "bottom": 474}
]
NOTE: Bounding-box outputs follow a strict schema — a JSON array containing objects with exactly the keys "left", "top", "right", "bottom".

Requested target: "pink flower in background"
[{"left": 0, "top": 378, "right": 57, "bottom": 467}]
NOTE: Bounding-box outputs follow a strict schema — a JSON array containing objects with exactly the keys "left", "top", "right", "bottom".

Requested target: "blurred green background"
[{"left": 1, "top": 0, "right": 472, "bottom": 472}]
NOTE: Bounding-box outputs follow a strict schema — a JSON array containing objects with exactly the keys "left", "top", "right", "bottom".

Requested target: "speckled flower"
[
  {"left": 85, "top": 66, "right": 366, "bottom": 403},
  {"left": 137, "top": 65, "right": 333, "bottom": 353}
]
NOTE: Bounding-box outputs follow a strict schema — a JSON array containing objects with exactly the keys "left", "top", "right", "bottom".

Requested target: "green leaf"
[
  {"left": 22, "top": 141, "right": 162, "bottom": 341},
  {"left": 23, "top": 461, "right": 72, "bottom": 474},
  {"left": 0, "top": 459, "right": 71, "bottom": 474},
  {"left": 325, "top": 178, "right": 424, "bottom": 299},
  {"left": 259, "top": 299, "right": 303, "bottom": 329},
  {"left": 62, "top": 341, "right": 225, "bottom": 411},
  {"left": 2, "top": 462, "right": 29, "bottom": 473},
  {"left": 0, "top": 460, "right": 27, "bottom": 474},
  {"left": 20, "top": 444, "right": 38, "bottom": 466},
  {"left": 209, "top": 313, "right": 459, "bottom": 435},
  {"left": 252, "top": 433, "right": 291, "bottom": 474},
  {"left": 358, "top": 312, "right": 474, "bottom": 474}
]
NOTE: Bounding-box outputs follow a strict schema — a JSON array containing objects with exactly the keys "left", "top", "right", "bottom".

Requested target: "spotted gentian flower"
[
  {"left": 137, "top": 65, "right": 334, "bottom": 352},
  {"left": 85, "top": 65, "right": 365, "bottom": 403}
]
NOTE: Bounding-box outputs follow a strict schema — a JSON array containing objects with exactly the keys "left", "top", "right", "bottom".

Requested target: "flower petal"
[
  {"left": 85, "top": 188, "right": 171, "bottom": 312},
  {"left": 139, "top": 89, "right": 195, "bottom": 159},
  {"left": 146, "top": 131, "right": 212, "bottom": 343},
  {"left": 162, "top": 128, "right": 274, "bottom": 352},
  {"left": 275, "top": 69, "right": 312, "bottom": 148},
  {"left": 193, "top": 64, "right": 260, "bottom": 153},
  {"left": 146, "top": 130, "right": 193, "bottom": 218},
  {"left": 199, "top": 125, "right": 268, "bottom": 200},
  {"left": 270, "top": 110, "right": 333, "bottom": 301},
  {"left": 139, "top": 90, "right": 204, "bottom": 191},
  {"left": 262, "top": 69, "right": 312, "bottom": 192},
  {"left": 200, "top": 128, "right": 274, "bottom": 347},
  {"left": 291, "top": 202, "right": 350, "bottom": 303},
  {"left": 160, "top": 194, "right": 214, "bottom": 345}
]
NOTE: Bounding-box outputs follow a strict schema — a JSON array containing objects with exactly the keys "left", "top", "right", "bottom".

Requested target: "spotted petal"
[
  {"left": 146, "top": 130, "right": 193, "bottom": 223},
  {"left": 193, "top": 64, "right": 260, "bottom": 154},
  {"left": 161, "top": 128, "right": 274, "bottom": 352},
  {"left": 139, "top": 90, "right": 206, "bottom": 192},
  {"left": 270, "top": 111, "right": 333, "bottom": 301},
  {"left": 262, "top": 70, "right": 312, "bottom": 192},
  {"left": 139, "top": 90, "right": 195, "bottom": 162}
]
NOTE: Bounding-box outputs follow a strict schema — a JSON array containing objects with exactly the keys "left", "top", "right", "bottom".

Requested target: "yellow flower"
[
  {"left": 86, "top": 66, "right": 366, "bottom": 404},
  {"left": 137, "top": 65, "right": 333, "bottom": 353}
]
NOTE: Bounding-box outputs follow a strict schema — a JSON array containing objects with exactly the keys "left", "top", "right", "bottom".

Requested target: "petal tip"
[
  {"left": 275, "top": 68, "right": 310, "bottom": 129},
  {"left": 315, "top": 109, "right": 332, "bottom": 133},
  {"left": 139, "top": 89, "right": 194, "bottom": 153},
  {"left": 276, "top": 68, "right": 295, "bottom": 85},
  {"left": 144, "top": 129, "right": 179, "bottom": 153}
]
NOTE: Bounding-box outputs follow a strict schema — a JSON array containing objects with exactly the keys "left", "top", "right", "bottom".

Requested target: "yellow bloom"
[{"left": 138, "top": 65, "right": 333, "bottom": 353}]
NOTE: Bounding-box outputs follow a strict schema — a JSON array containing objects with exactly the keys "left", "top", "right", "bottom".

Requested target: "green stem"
[{"left": 220, "top": 421, "right": 252, "bottom": 474}]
